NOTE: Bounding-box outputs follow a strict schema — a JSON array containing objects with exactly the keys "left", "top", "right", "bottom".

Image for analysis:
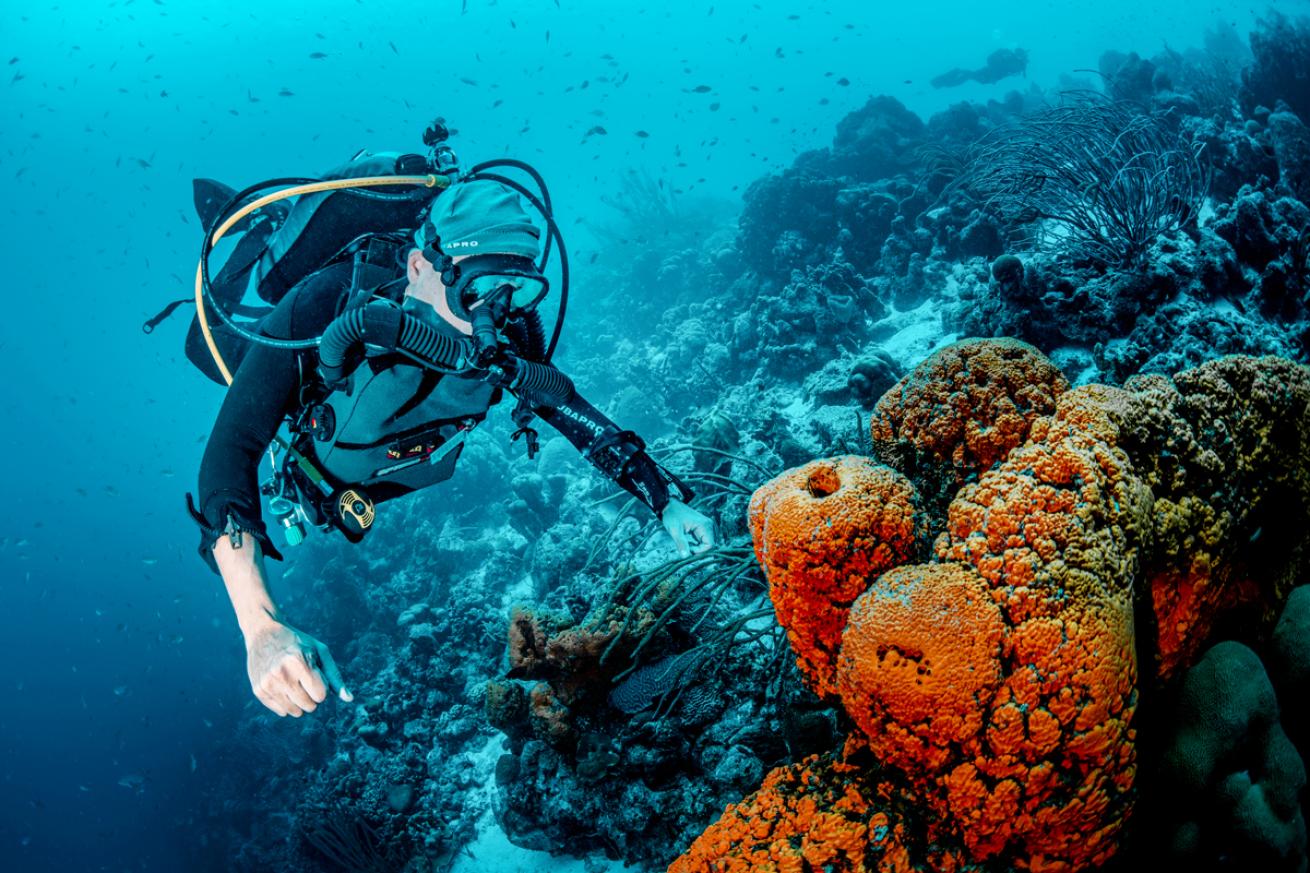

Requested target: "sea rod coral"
[{"left": 672, "top": 338, "right": 1310, "bottom": 872}]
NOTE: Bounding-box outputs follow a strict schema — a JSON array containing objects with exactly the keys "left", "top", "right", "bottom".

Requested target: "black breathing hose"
[
  {"left": 316, "top": 301, "right": 574, "bottom": 407},
  {"left": 318, "top": 302, "right": 471, "bottom": 386},
  {"left": 508, "top": 358, "right": 574, "bottom": 407}
]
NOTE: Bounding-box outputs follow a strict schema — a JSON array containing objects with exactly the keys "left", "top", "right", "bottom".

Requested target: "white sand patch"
[
  {"left": 450, "top": 810, "right": 627, "bottom": 873},
  {"left": 450, "top": 736, "right": 627, "bottom": 873},
  {"left": 872, "top": 297, "right": 957, "bottom": 371}
]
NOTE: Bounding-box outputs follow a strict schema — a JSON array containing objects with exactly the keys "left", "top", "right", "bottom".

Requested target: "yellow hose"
[{"left": 193, "top": 173, "right": 449, "bottom": 384}]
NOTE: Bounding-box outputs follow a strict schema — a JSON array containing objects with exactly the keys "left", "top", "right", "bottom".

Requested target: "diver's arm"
[
  {"left": 526, "top": 390, "right": 695, "bottom": 515},
  {"left": 212, "top": 532, "right": 280, "bottom": 637},
  {"left": 187, "top": 265, "right": 354, "bottom": 717},
  {"left": 212, "top": 532, "right": 351, "bottom": 717},
  {"left": 528, "top": 390, "right": 713, "bottom": 555},
  {"left": 189, "top": 267, "right": 348, "bottom": 573},
  {"left": 189, "top": 333, "right": 300, "bottom": 573}
]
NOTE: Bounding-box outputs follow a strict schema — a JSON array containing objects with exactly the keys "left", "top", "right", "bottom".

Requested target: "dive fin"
[
  {"left": 193, "top": 178, "right": 253, "bottom": 233},
  {"left": 192, "top": 178, "right": 290, "bottom": 235}
]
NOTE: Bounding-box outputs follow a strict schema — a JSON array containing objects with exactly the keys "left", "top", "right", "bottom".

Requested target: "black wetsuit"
[{"left": 190, "top": 260, "right": 691, "bottom": 570}]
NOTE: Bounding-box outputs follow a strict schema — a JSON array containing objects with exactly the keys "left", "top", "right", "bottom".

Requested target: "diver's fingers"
[
  {"left": 690, "top": 521, "right": 714, "bottom": 553},
  {"left": 668, "top": 521, "right": 690, "bottom": 558},
  {"left": 255, "top": 680, "right": 290, "bottom": 717},
  {"left": 278, "top": 687, "right": 307, "bottom": 718},
  {"left": 314, "top": 643, "right": 353, "bottom": 703},
  {"left": 295, "top": 651, "right": 329, "bottom": 704},
  {"left": 279, "top": 658, "right": 321, "bottom": 712}
]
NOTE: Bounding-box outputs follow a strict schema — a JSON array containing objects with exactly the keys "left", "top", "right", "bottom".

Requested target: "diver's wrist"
[{"left": 237, "top": 603, "right": 281, "bottom": 640}]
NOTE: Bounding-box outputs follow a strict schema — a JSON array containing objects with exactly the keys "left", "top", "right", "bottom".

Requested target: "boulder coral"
[
  {"left": 673, "top": 339, "right": 1310, "bottom": 873},
  {"left": 869, "top": 338, "right": 1070, "bottom": 516}
]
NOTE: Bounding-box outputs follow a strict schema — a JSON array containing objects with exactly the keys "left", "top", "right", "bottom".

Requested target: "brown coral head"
[
  {"left": 528, "top": 681, "right": 574, "bottom": 747},
  {"left": 506, "top": 606, "right": 554, "bottom": 679}
]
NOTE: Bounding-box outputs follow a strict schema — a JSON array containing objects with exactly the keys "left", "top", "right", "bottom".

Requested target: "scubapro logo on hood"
[{"left": 446, "top": 240, "right": 480, "bottom": 249}]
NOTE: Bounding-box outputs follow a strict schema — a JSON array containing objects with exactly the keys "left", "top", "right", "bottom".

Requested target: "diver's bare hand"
[
  {"left": 662, "top": 499, "right": 716, "bottom": 558},
  {"left": 244, "top": 621, "right": 353, "bottom": 717}
]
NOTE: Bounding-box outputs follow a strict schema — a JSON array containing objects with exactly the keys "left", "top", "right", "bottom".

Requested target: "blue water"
[{"left": 0, "top": 1, "right": 1284, "bottom": 870}]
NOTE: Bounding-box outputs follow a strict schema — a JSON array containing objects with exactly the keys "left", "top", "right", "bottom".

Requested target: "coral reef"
[
  {"left": 1241, "top": 12, "right": 1310, "bottom": 126},
  {"left": 948, "top": 97, "right": 1209, "bottom": 267},
  {"left": 673, "top": 341, "right": 1310, "bottom": 872},
  {"left": 203, "top": 15, "right": 1310, "bottom": 873}
]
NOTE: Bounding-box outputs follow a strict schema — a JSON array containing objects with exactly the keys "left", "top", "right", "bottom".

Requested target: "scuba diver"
[
  {"left": 177, "top": 129, "right": 715, "bottom": 719},
  {"left": 930, "top": 47, "right": 1029, "bottom": 89}
]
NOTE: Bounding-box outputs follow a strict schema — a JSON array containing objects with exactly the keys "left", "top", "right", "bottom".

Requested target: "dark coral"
[
  {"left": 1127, "top": 611, "right": 1310, "bottom": 873},
  {"left": 827, "top": 95, "right": 927, "bottom": 183},
  {"left": 1241, "top": 12, "right": 1310, "bottom": 127}
]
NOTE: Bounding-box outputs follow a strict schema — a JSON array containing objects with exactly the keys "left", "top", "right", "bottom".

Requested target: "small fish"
[
  {"left": 142, "top": 558, "right": 158, "bottom": 566},
  {"left": 8, "top": 57, "right": 17, "bottom": 65},
  {"left": 460, "top": 77, "right": 478, "bottom": 86},
  {"left": 308, "top": 51, "right": 327, "bottom": 59},
  {"left": 690, "top": 84, "right": 712, "bottom": 93},
  {"left": 837, "top": 77, "right": 850, "bottom": 86},
  {"left": 389, "top": 41, "right": 398, "bottom": 54},
  {"left": 634, "top": 130, "right": 649, "bottom": 138},
  {"left": 582, "top": 125, "right": 607, "bottom": 138},
  {"left": 114, "top": 685, "right": 128, "bottom": 696},
  {"left": 709, "top": 102, "right": 720, "bottom": 111},
  {"left": 190, "top": 754, "right": 197, "bottom": 772},
  {"left": 278, "top": 87, "right": 294, "bottom": 96}
]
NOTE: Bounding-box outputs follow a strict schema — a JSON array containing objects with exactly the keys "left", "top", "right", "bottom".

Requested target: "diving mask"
[{"left": 435, "top": 252, "right": 549, "bottom": 320}]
